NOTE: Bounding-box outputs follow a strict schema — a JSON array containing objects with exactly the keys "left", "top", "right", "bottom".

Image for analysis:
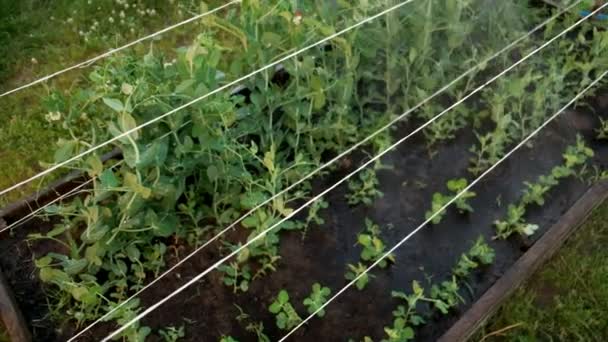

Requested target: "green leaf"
[
  {"left": 63, "top": 258, "right": 88, "bottom": 275},
  {"left": 137, "top": 140, "right": 168, "bottom": 169},
  {"left": 207, "top": 165, "right": 219, "bottom": 182},
  {"left": 47, "top": 225, "right": 67, "bottom": 238},
  {"left": 357, "top": 234, "right": 372, "bottom": 246},
  {"left": 402, "top": 326, "right": 414, "bottom": 339},
  {"left": 240, "top": 192, "right": 267, "bottom": 210},
  {"left": 99, "top": 169, "right": 119, "bottom": 188},
  {"left": 261, "top": 32, "right": 282, "bottom": 47},
  {"left": 54, "top": 140, "right": 77, "bottom": 163},
  {"left": 35, "top": 256, "right": 53, "bottom": 268},
  {"left": 118, "top": 112, "right": 139, "bottom": 140},
  {"left": 269, "top": 302, "right": 282, "bottom": 314},
  {"left": 126, "top": 244, "right": 141, "bottom": 261},
  {"left": 153, "top": 214, "right": 178, "bottom": 237},
  {"left": 278, "top": 290, "right": 289, "bottom": 303},
  {"left": 86, "top": 154, "right": 103, "bottom": 177},
  {"left": 103, "top": 97, "right": 125, "bottom": 113},
  {"left": 85, "top": 243, "right": 103, "bottom": 267},
  {"left": 39, "top": 268, "right": 70, "bottom": 283}
]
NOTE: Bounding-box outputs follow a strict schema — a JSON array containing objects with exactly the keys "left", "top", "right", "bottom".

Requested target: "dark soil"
[{"left": 2, "top": 97, "right": 608, "bottom": 341}]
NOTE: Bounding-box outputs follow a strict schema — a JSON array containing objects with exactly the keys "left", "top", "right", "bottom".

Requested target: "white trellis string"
[
  {"left": 281, "top": 68, "right": 608, "bottom": 341},
  {"left": 0, "top": 0, "right": 417, "bottom": 199},
  {"left": 68, "top": 1, "right": 583, "bottom": 339},
  {"left": 0, "top": 1, "right": 242, "bottom": 98},
  {"left": 101, "top": 3, "right": 607, "bottom": 340}
]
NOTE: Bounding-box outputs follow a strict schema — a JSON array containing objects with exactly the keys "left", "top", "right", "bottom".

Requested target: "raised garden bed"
[
  {"left": 1, "top": 1, "right": 608, "bottom": 342},
  {"left": 2, "top": 99, "right": 608, "bottom": 342}
]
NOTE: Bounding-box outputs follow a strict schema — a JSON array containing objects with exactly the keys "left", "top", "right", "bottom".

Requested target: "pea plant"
[
  {"left": 158, "top": 325, "right": 185, "bottom": 342},
  {"left": 494, "top": 136, "right": 594, "bottom": 239},
  {"left": 469, "top": 20, "right": 608, "bottom": 176},
  {"left": 303, "top": 283, "right": 332, "bottom": 317},
  {"left": 452, "top": 237, "right": 495, "bottom": 278},
  {"left": 346, "top": 168, "right": 384, "bottom": 206},
  {"left": 596, "top": 117, "right": 608, "bottom": 140},
  {"left": 425, "top": 178, "right": 476, "bottom": 224},
  {"left": 345, "top": 218, "right": 395, "bottom": 290},
  {"left": 268, "top": 290, "right": 302, "bottom": 331}
]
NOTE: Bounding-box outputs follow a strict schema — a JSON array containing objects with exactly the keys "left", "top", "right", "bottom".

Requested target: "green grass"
[
  {"left": 474, "top": 200, "right": 608, "bottom": 342},
  {"left": 0, "top": 0, "right": 211, "bottom": 204}
]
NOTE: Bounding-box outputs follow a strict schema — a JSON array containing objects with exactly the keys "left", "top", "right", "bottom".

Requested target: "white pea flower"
[
  {"left": 293, "top": 11, "right": 303, "bottom": 25},
  {"left": 121, "top": 83, "right": 134, "bottom": 95},
  {"left": 45, "top": 111, "right": 62, "bottom": 122}
]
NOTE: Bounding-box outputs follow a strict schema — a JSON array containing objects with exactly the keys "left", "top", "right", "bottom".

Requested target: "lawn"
[{"left": 474, "top": 199, "right": 608, "bottom": 341}]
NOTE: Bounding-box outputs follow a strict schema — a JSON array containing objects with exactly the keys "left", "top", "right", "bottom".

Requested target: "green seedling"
[
  {"left": 494, "top": 204, "right": 539, "bottom": 239},
  {"left": 345, "top": 263, "right": 372, "bottom": 290},
  {"left": 358, "top": 219, "right": 395, "bottom": 268},
  {"left": 429, "top": 277, "right": 464, "bottom": 314},
  {"left": 596, "top": 117, "right": 608, "bottom": 140},
  {"left": 220, "top": 337, "right": 239, "bottom": 342},
  {"left": 268, "top": 290, "right": 302, "bottom": 330},
  {"left": 346, "top": 168, "right": 384, "bottom": 206},
  {"left": 453, "top": 237, "right": 495, "bottom": 277},
  {"left": 218, "top": 262, "right": 251, "bottom": 293},
  {"left": 425, "top": 178, "right": 476, "bottom": 224},
  {"left": 303, "top": 283, "right": 332, "bottom": 317},
  {"left": 159, "top": 325, "right": 185, "bottom": 342}
]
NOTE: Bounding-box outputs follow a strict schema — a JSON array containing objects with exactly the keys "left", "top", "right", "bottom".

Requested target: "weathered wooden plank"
[{"left": 0, "top": 267, "right": 31, "bottom": 342}]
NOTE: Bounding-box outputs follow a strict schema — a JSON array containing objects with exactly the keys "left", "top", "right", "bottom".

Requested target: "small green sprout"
[
  {"left": 268, "top": 290, "right": 302, "bottom": 330},
  {"left": 303, "top": 283, "right": 332, "bottom": 317},
  {"left": 425, "top": 178, "right": 476, "bottom": 224}
]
